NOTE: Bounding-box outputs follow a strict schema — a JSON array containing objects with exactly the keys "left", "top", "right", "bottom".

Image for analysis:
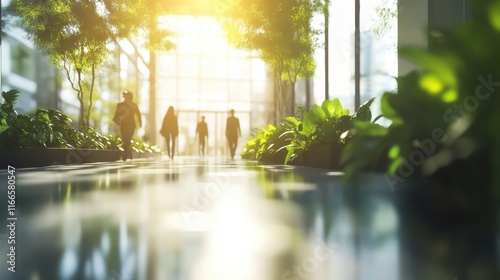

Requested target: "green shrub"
[
  {"left": 0, "top": 89, "right": 161, "bottom": 154},
  {"left": 342, "top": 0, "right": 500, "bottom": 188},
  {"left": 241, "top": 97, "right": 378, "bottom": 164}
]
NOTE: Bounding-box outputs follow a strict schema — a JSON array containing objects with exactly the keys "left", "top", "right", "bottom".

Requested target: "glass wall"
[
  {"left": 1, "top": 0, "right": 397, "bottom": 151},
  {"left": 314, "top": 0, "right": 397, "bottom": 117},
  {"left": 360, "top": 0, "right": 398, "bottom": 119},
  {"left": 156, "top": 16, "right": 272, "bottom": 156},
  {"left": 313, "top": 0, "right": 356, "bottom": 111}
]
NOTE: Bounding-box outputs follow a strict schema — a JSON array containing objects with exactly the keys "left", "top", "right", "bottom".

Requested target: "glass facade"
[
  {"left": 313, "top": 0, "right": 397, "bottom": 116},
  {"left": 156, "top": 16, "right": 272, "bottom": 156},
  {"left": 360, "top": 0, "right": 398, "bottom": 119},
  {"left": 2, "top": 1, "right": 398, "bottom": 151}
]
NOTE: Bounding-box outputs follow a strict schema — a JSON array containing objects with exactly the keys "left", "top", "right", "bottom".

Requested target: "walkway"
[{"left": 1, "top": 156, "right": 400, "bottom": 280}]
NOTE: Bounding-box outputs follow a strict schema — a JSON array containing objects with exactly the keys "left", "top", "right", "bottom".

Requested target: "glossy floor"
[{"left": 0, "top": 157, "right": 496, "bottom": 280}]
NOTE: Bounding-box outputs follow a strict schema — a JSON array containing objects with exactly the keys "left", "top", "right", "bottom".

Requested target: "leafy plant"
[
  {"left": 342, "top": 0, "right": 500, "bottom": 189},
  {"left": 0, "top": 89, "right": 18, "bottom": 134},
  {"left": 0, "top": 89, "right": 161, "bottom": 154},
  {"left": 14, "top": 0, "right": 175, "bottom": 132},
  {"left": 282, "top": 98, "right": 376, "bottom": 164},
  {"left": 219, "top": 0, "right": 322, "bottom": 121},
  {"left": 241, "top": 123, "right": 293, "bottom": 162},
  {"left": 241, "top": 97, "right": 378, "bottom": 165}
]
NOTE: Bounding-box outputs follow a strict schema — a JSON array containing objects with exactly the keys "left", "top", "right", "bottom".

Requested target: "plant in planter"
[
  {"left": 241, "top": 97, "right": 378, "bottom": 168},
  {"left": 1, "top": 89, "right": 61, "bottom": 148},
  {"left": 0, "top": 89, "right": 161, "bottom": 154},
  {"left": 241, "top": 123, "right": 294, "bottom": 164},
  {"left": 340, "top": 2, "right": 500, "bottom": 277},
  {"left": 282, "top": 97, "right": 377, "bottom": 168},
  {"left": 342, "top": 0, "right": 500, "bottom": 188},
  {"left": 241, "top": 125, "right": 271, "bottom": 160}
]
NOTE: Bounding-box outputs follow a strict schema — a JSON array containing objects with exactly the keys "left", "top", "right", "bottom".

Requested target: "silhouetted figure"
[
  {"left": 160, "top": 106, "right": 179, "bottom": 159},
  {"left": 225, "top": 109, "right": 241, "bottom": 159},
  {"left": 113, "top": 90, "right": 142, "bottom": 161},
  {"left": 196, "top": 116, "right": 208, "bottom": 156}
]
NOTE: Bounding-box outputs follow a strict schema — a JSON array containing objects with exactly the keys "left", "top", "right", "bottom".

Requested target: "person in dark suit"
[
  {"left": 113, "top": 90, "right": 142, "bottom": 161},
  {"left": 225, "top": 109, "right": 241, "bottom": 159},
  {"left": 160, "top": 106, "right": 179, "bottom": 159},
  {"left": 196, "top": 116, "right": 208, "bottom": 156}
]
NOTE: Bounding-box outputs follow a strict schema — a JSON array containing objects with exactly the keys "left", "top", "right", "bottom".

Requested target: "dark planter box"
[
  {"left": 302, "top": 142, "right": 344, "bottom": 169},
  {"left": 258, "top": 149, "right": 306, "bottom": 166},
  {"left": 258, "top": 143, "right": 344, "bottom": 169},
  {"left": 258, "top": 149, "right": 287, "bottom": 165},
  {"left": 289, "top": 153, "right": 305, "bottom": 166},
  {"left": 0, "top": 147, "right": 159, "bottom": 169}
]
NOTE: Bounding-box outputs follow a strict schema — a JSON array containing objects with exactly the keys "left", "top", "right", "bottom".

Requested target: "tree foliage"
[
  {"left": 217, "top": 0, "right": 322, "bottom": 122},
  {"left": 14, "top": 0, "right": 174, "bottom": 132}
]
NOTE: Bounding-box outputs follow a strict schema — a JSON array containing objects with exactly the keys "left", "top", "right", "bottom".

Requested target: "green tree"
[
  {"left": 15, "top": 0, "right": 174, "bottom": 132},
  {"left": 218, "top": 0, "right": 321, "bottom": 123},
  {"left": 370, "top": 0, "right": 397, "bottom": 40}
]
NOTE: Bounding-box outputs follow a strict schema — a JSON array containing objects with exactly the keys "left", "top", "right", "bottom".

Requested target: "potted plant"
[
  {"left": 0, "top": 89, "right": 161, "bottom": 168},
  {"left": 282, "top": 97, "right": 378, "bottom": 169},
  {"left": 241, "top": 97, "right": 379, "bottom": 169},
  {"left": 341, "top": 0, "right": 500, "bottom": 277}
]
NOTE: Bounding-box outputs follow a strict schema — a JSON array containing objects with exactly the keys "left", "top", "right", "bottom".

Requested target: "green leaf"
[
  {"left": 336, "top": 115, "right": 352, "bottom": 133},
  {"left": 309, "top": 104, "right": 327, "bottom": 123},
  {"left": 321, "top": 99, "right": 333, "bottom": 119},
  {"left": 0, "top": 118, "right": 8, "bottom": 134},
  {"left": 302, "top": 104, "right": 326, "bottom": 135},
  {"left": 321, "top": 98, "right": 344, "bottom": 119},
  {"left": 380, "top": 93, "right": 403, "bottom": 125},
  {"left": 1, "top": 90, "right": 20, "bottom": 109},
  {"left": 302, "top": 113, "right": 316, "bottom": 136},
  {"left": 352, "top": 121, "right": 388, "bottom": 137},
  {"left": 400, "top": 47, "right": 459, "bottom": 89},
  {"left": 284, "top": 116, "right": 301, "bottom": 129},
  {"left": 320, "top": 121, "right": 337, "bottom": 142},
  {"left": 353, "top": 97, "right": 375, "bottom": 121},
  {"left": 331, "top": 98, "right": 345, "bottom": 119},
  {"left": 388, "top": 145, "right": 400, "bottom": 159},
  {"left": 284, "top": 149, "right": 294, "bottom": 164}
]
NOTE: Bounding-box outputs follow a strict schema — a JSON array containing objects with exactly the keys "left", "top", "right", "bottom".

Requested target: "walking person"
[
  {"left": 225, "top": 109, "right": 241, "bottom": 159},
  {"left": 196, "top": 116, "right": 208, "bottom": 156},
  {"left": 113, "top": 90, "right": 142, "bottom": 161},
  {"left": 160, "top": 106, "right": 179, "bottom": 159}
]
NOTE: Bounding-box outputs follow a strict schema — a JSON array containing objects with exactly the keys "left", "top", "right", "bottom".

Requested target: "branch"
[
  {"left": 63, "top": 59, "right": 79, "bottom": 93},
  {"left": 86, "top": 63, "right": 96, "bottom": 128}
]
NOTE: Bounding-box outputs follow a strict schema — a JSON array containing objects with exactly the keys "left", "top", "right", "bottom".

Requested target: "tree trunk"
[
  {"left": 77, "top": 69, "right": 86, "bottom": 132},
  {"left": 306, "top": 78, "right": 311, "bottom": 109},
  {"left": 86, "top": 64, "right": 96, "bottom": 131},
  {"left": 324, "top": 0, "right": 330, "bottom": 101},
  {"left": 355, "top": 0, "right": 361, "bottom": 109},
  {"left": 274, "top": 71, "right": 283, "bottom": 124},
  {"left": 148, "top": 50, "right": 156, "bottom": 143}
]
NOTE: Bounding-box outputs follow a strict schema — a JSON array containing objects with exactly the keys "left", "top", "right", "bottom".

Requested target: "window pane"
[
  {"left": 178, "top": 56, "right": 200, "bottom": 78},
  {"left": 200, "top": 57, "right": 228, "bottom": 79},
  {"left": 314, "top": 0, "right": 356, "bottom": 111},
  {"left": 360, "top": 0, "right": 398, "bottom": 119}
]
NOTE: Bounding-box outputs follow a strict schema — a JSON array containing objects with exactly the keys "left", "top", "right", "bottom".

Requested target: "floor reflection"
[{"left": 1, "top": 156, "right": 492, "bottom": 279}]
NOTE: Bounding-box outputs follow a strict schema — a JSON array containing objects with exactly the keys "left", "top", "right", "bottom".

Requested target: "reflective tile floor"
[{"left": 0, "top": 157, "right": 497, "bottom": 280}]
